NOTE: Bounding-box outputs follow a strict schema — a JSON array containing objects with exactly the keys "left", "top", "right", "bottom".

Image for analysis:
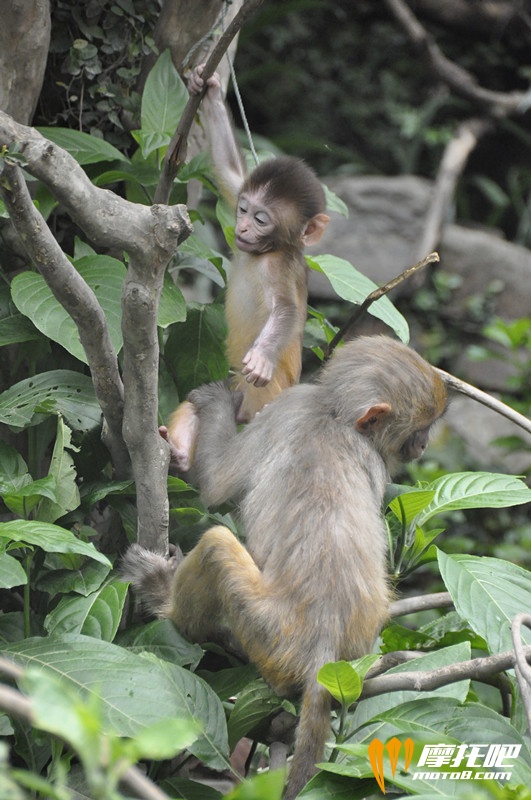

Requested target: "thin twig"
[
  {"left": 390, "top": 592, "right": 453, "bottom": 617},
  {"left": 437, "top": 368, "right": 531, "bottom": 435},
  {"left": 154, "top": 0, "right": 265, "bottom": 204},
  {"left": 324, "top": 252, "right": 440, "bottom": 359},
  {"left": 415, "top": 118, "right": 492, "bottom": 261},
  {"left": 511, "top": 613, "right": 531, "bottom": 730}
]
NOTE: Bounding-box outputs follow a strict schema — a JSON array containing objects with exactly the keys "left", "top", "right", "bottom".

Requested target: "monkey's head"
[
  {"left": 319, "top": 336, "right": 448, "bottom": 469},
  {"left": 235, "top": 156, "right": 330, "bottom": 255}
]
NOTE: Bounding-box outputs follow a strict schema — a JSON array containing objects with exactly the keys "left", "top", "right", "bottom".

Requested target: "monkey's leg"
[
  {"left": 160, "top": 400, "right": 198, "bottom": 472},
  {"left": 168, "top": 525, "right": 264, "bottom": 650}
]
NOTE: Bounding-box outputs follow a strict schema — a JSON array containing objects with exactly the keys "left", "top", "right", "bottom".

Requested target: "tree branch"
[
  {"left": 154, "top": 0, "right": 265, "bottom": 204},
  {"left": 384, "top": 0, "right": 529, "bottom": 116},
  {"left": 0, "top": 112, "right": 193, "bottom": 551},
  {"left": 415, "top": 118, "right": 492, "bottom": 261},
  {"left": 324, "top": 252, "right": 440, "bottom": 359},
  {"left": 512, "top": 613, "right": 531, "bottom": 730},
  {"left": 390, "top": 592, "right": 453, "bottom": 617},
  {"left": 0, "top": 159, "right": 130, "bottom": 477},
  {"left": 361, "top": 645, "right": 531, "bottom": 700},
  {"left": 437, "top": 368, "right": 531, "bottom": 436}
]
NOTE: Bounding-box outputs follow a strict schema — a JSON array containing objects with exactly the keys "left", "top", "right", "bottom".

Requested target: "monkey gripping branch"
[{"left": 0, "top": 111, "right": 193, "bottom": 555}]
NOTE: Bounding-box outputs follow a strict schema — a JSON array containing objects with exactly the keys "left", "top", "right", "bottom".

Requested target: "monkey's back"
[{"left": 234, "top": 387, "right": 391, "bottom": 690}]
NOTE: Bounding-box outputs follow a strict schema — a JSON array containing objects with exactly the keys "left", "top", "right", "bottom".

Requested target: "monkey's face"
[
  {"left": 235, "top": 192, "right": 277, "bottom": 254},
  {"left": 398, "top": 425, "right": 431, "bottom": 462}
]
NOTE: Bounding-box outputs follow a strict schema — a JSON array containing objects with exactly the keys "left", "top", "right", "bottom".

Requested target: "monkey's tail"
[
  {"left": 284, "top": 677, "right": 332, "bottom": 800},
  {"left": 120, "top": 543, "right": 179, "bottom": 618}
]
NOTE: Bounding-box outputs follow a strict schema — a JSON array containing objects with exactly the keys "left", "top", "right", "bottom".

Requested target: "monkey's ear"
[
  {"left": 301, "top": 213, "right": 330, "bottom": 246},
  {"left": 355, "top": 403, "right": 392, "bottom": 433}
]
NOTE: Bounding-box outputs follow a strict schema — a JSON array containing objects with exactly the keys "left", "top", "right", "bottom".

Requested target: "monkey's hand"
[
  {"left": 188, "top": 64, "right": 222, "bottom": 99},
  {"left": 241, "top": 348, "right": 275, "bottom": 387},
  {"left": 188, "top": 381, "right": 242, "bottom": 414}
]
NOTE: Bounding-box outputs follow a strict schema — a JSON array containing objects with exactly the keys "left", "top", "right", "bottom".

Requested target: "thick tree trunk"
[{"left": 0, "top": 0, "right": 51, "bottom": 124}]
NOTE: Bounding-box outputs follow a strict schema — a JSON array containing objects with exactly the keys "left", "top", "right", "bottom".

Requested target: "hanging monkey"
[
  {"left": 160, "top": 65, "right": 330, "bottom": 471},
  {"left": 123, "top": 335, "right": 448, "bottom": 799}
]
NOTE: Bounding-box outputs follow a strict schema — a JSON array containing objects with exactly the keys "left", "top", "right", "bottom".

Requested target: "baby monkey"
[
  {"left": 161, "top": 65, "right": 330, "bottom": 470},
  {"left": 124, "top": 335, "right": 448, "bottom": 799}
]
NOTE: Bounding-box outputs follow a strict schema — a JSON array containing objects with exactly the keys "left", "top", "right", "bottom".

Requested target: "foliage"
[{"left": 1, "top": 4, "right": 531, "bottom": 799}]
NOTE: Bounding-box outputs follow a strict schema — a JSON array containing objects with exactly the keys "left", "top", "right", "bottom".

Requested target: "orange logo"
[{"left": 368, "top": 737, "right": 414, "bottom": 793}]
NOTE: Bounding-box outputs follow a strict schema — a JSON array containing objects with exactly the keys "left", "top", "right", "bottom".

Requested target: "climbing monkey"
[
  {"left": 123, "top": 335, "right": 448, "bottom": 799},
  {"left": 161, "top": 65, "right": 330, "bottom": 470}
]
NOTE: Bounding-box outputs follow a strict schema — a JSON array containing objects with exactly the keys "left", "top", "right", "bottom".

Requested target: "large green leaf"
[
  {"left": 0, "top": 285, "right": 40, "bottom": 345},
  {"left": 0, "top": 370, "right": 101, "bottom": 431},
  {"left": 36, "top": 127, "right": 126, "bottom": 165},
  {"left": 227, "top": 679, "right": 287, "bottom": 751},
  {"left": 416, "top": 472, "right": 531, "bottom": 527},
  {"left": 0, "top": 520, "right": 111, "bottom": 566},
  {"left": 0, "top": 552, "right": 27, "bottom": 589},
  {"left": 11, "top": 255, "right": 126, "bottom": 364},
  {"left": 38, "top": 416, "right": 80, "bottom": 523},
  {"left": 330, "top": 697, "right": 531, "bottom": 794},
  {"left": 117, "top": 618, "right": 203, "bottom": 670},
  {"left": 134, "top": 49, "right": 189, "bottom": 158},
  {"left": 438, "top": 551, "right": 531, "bottom": 654},
  {"left": 307, "top": 254, "right": 409, "bottom": 343},
  {"left": 4, "top": 635, "right": 229, "bottom": 769},
  {"left": 158, "top": 272, "right": 187, "bottom": 328},
  {"left": 44, "top": 580, "right": 128, "bottom": 641},
  {"left": 165, "top": 302, "right": 229, "bottom": 397}
]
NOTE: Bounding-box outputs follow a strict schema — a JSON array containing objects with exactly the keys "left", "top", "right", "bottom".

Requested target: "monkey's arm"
[
  {"left": 189, "top": 66, "right": 246, "bottom": 210},
  {"left": 188, "top": 382, "right": 248, "bottom": 506},
  {"left": 242, "top": 296, "right": 302, "bottom": 386}
]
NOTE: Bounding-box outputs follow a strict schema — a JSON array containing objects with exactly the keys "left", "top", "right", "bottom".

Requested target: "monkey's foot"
[{"left": 158, "top": 425, "right": 191, "bottom": 472}]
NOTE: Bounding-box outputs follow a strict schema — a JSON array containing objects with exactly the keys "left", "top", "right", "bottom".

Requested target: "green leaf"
[
  {"left": 416, "top": 472, "right": 531, "bottom": 526},
  {"left": 44, "top": 580, "right": 128, "bottom": 640},
  {"left": 128, "top": 716, "right": 201, "bottom": 761},
  {"left": 0, "top": 520, "right": 111, "bottom": 566},
  {"left": 224, "top": 769, "right": 286, "bottom": 800},
  {"left": 11, "top": 255, "right": 126, "bottom": 364},
  {"left": 318, "top": 661, "right": 362, "bottom": 706},
  {"left": 166, "top": 303, "right": 229, "bottom": 397},
  {"left": 324, "top": 184, "right": 349, "bottom": 217},
  {"left": 0, "top": 370, "right": 101, "bottom": 432},
  {"left": 5, "top": 635, "right": 229, "bottom": 769},
  {"left": 0, "top": 284, "right": 40, "bottom": 345},
  {"left": 137, "top": 49, "right": 189, "bottom": 156},
  {"left": 36, "top": 127, "right": 126, "bottom": 165},
  {"left": 438, "top": 552, "right": 531, "bottom": 653},
  {"left": 38, "top": 416, "right": 80, "bottom": 523},
  {"left": 0, "top": 552, "right": 27, "bottom": 589},
  {"left": 228, "top": 679, "right": 286, "bottom": 751},
  {"left": 160, "top": 778, "right": 222, "bottom": 800},
  {"left": 178, "top": 235, "right": 228, "bottom": 287},
  {"left": 158, "top": 272, "right": 187, "bottom": 328},
  {"left": 306, "top": 254, "right": 409, "bottom": 343},
  {"left": 117, "top": 619, "right": 203, "bottom": 669},
  {"left": 2, "top": 475, "right": 57, "bottom": 518},
  {"left": 388, "top": 489, "right": 437, "bottom": 528},
  {"left": 36, "top": 560, "right": 111, "bottom": 597}
]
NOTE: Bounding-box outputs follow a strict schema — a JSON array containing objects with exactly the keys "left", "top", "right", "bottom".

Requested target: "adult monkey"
[
  {"left": 123, "top": 335, "right": 448, "bottom": 799},
  {"left": 160, "top": 65, "right": 330, "bottom": 471}
]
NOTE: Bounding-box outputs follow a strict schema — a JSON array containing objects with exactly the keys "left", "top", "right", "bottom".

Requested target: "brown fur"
[{"left": 124, "top": 336, "right": 447, "bottom": 798}]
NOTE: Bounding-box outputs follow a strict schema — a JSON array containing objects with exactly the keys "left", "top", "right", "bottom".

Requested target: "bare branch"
[
  {"left": 361, "top": 646, "right": 531, "bottom": 700},
  {"left": 0, "top": 160, "right": 130, "bottom": 476},
  {"left": 415, "top": 118, "right": 492, "bottom": 261},
  {"left": 154, "top": 0, "right": 265, "bottom": 204},
  {"left": 385, "top": 0, "right": 528, "bottom": 116},
  {"left": 437, "top": 368, "right": 531, "bottom": 436},
  {"left": 324, "top": 252, "right": 440, "bottom": 359},
  {"left": 0, "top": 113, "right": 193, "bottom": 549},
  {"left": 512, "top": 613, "right": 531, "bottom": 730},
  {"left": 390, "top": 592, "right": 453, "bottom": 617}
]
